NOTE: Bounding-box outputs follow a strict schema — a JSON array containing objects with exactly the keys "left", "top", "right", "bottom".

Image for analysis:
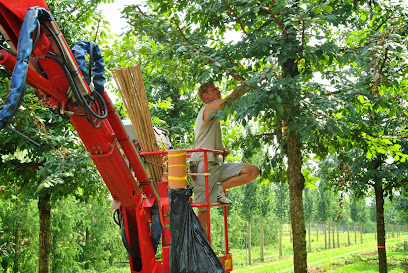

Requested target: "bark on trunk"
[
  {"left": 316, "top": 223, "right": 319, "bottom": 242},
  {"left": 308, "top": 220, "right": 311, "bottom": 252},
  {"left": 85, "top": 227, "right": 90, "bottom": 270},
  {"left": 360, "top": 222, "right": 363, "bottom": 244},
  {"left": 13, "top": 191, "right": 21, "bottom": 273},
  {"left": 337, "top": 221, "right": 340, "bottom": 248},
  {"left": 332, "top": 220, "right": 335, "bottom": 248},
  {"left": 375, "top": 221, "right": 377, "bottom": 240},
  {"left": 354, "top": 222, "right": 357, "bottom": 243},
  {"left": 38, "top": 192, "right": 51, "bottom": 273},
  {"left": 279, "top": 216, "right": 283, "bottom": 258},
  {"left": 375, "top": 183, "right": 388, "bottom": 273},
  {"left": 289, "top": 222, "right": 292, "bottom": 243},
  {"left": 328, "top": 220, "right": 331, "bottom": 248},
  {"left": 247, "top": 222, "right": 252, "bottom": 265},
  {"left": 324, "top": 221, "right": 327, "bottom": 249},
  {"left": 260, "top": 215, "right": 264, "bottom": 262},
  {"left": 392, "top": 224, "right": 395, "bottom": 238},
  {"left": 287, "top": 132, "right": 307, "bottom": 272},
  {"left": 347, "top": 221, "right": 350, "bottom": 245}
]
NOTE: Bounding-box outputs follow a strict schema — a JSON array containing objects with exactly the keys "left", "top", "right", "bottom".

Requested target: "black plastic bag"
[{"left": 169, "top": 185, "right": 224, "bottom": 273}]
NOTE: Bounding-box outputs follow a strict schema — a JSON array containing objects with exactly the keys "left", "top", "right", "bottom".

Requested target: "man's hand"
[{"left": 223, "top": 148, "right": 230, "bottom": 157}]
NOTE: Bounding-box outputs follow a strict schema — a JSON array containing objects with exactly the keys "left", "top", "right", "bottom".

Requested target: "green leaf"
[
  {"left": 313, "top": 8, "right": 322, "bottom": 14},
  {"left": 321, "top": 6, "right": 333, "bottom": 12}
]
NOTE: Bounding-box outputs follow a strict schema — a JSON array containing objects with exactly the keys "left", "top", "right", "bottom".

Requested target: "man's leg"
[
  {"left": 197, "top": 210, "right": 208, "bottom": 235},
  {"left": 220, "top": 164, "right": 259, "bottom": 190}
]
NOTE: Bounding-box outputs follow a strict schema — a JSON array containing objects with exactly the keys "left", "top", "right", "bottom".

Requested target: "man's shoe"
[{"left": 217, "top": 185, "right": 232, "bottom": 204}]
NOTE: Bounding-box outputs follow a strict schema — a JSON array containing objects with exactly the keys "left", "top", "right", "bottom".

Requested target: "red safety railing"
[{"left": 140, "top": 148, "right": 232, "bottom": 269}]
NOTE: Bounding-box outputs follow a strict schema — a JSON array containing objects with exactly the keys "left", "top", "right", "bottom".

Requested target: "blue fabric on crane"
[
  {"left": 0, "top": 7, "right": 53, "bottom": 130},
  {"left": 150, "top": 201, "right": 162, "bottom": 254},
  {"left": 71, "top": 41, "right": 106, "bottom": 94}
]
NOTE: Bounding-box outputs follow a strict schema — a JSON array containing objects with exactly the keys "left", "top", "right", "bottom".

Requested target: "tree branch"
[
  {"left": 378, "top": 47, "right": 389, "bottom": 75},
  {"left": 170, "top": 17, "right": 257, "bottom": 88},
  {"left": 259, "top": 4, "right": 289, "bottom": 36},
  {"left": 300, "top": 14, "right": 305, "bottom": 48},
  {"left": 221, "top": 0, "right": 247, "bottom": 35},
  {"left": 354, "top": 129, "right": 408, "bottom": 140},
  {"left": 74, "top": 3, "right": 96, "bottom": 22},
  {"left": 268, "top": 0, "right": 275, "bottom": 11},
  {"left": 93, "top": 19, "right": 101, "bottom": 43},
  {"left": 374, "top": 14, "right": 393, "bottom": 32}
]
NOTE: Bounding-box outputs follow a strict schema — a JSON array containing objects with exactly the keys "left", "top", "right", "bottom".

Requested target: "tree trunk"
[
  {"left": 392, "top": 224, "right": 395, "bottom": 238},
  {"left": 85, "top": 227, "right": 90, "bottom": 270},
  {"left": 354, "top": 222, "right": 357, "bottom": 243},
  {"left": 328, "top": 220, "right": 331, "bottom": 248},
  {"left": 260, "top": 215, "right": 264, "bottom": 262},
  {"left": 287, "top": 132, "right": 307, "bottom": 272},
  {"left": 332, "top": 220, "right": 335, "bottom": 248},
  {"left": 279, "top": 216, "right": 283, "bottom": 258},
  {"left": 375, "top": 183, "right": 387, "bottom": 273},
  {"left": 13, "top": 190, "right": 21, "bottom": 273},
  {"left": 360, "top": 222, "right": 363, "bottom": 244},
  {"left": 347, "top": 221, "right": 350, "bottom": 245},
  {"left": 337, "top": 221, "right": 340, "bottom": 248},
  {"left": 324, "top": 221, "right": 327, "bottom": 249},
  {"left": 316, "top": 223, "right": 319, "bottom": 242},
  {"left": 308, "top": 220, "right": 311, "bottom": 252},
  {"left": 38, "top": 192, "right": 51, "bottom": 273},
  {"left": 289, "top": 222, "right": 292, "bottom": 243},
  {"left": 375, "top": 221, "right": 377, "bottom": 240},
  {"left": 247, "top": 222, "right": 252, "bottom": 265}
]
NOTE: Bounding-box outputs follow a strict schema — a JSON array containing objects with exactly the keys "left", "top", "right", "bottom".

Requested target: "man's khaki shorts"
[{"left": 191, "top": 162, "right": 246, "bottom": 211}]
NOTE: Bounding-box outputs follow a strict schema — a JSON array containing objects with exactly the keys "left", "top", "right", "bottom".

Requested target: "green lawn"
[
  {"left": 232, "top": 236, "right": 408, "bottom": 273},
  {"left": 90, "top": 232, "right": 408, "bottom": 273}
]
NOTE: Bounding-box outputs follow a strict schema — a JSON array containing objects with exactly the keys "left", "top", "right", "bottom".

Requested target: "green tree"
[
  {"left": 303, "top": 169, "right": 318, "bottom": 252},
  {"left": 13, "top": 0, "right": 403, "bottom": 272},
  {"left": 242, "top": 182, "right": 257, "bottom": 265},
  {"left": 256, "top": 180, "right": 273, "bottom": 262},
  {"left": 1, "top": 1, "right": 116, "bottom": 272},
  {"left": 394, "top": 189, "right": 408, "bottom": 231},
  {"left": 117, "top": 1, "right": 408, "bottom": 270},
  {"left": 370, "top": 198, "right": 377, "bottom": 240},
  {"left": 330, "top": 1, "right": 408, "bottom": 270},
  {"left": 316, "top": 187, "right": 330, "bottom": 249},
  {"left": 272, "top": 181, "right": 290, "bottom": 258},
  {"left": 0, "top": 191, "right": 38, "bottom": 272}
]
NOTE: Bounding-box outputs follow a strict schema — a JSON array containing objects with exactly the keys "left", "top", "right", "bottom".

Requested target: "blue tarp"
[
  {"left": 71, "top": 41, "right": 106, "bottom": 94},
  {"left": 0, "top": 7, "right": 53, "bottom": 130}
]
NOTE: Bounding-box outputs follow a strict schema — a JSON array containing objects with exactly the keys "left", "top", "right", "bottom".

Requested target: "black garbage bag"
[{"left": 169, "top": 185, "right": 224, "bottom": 273}]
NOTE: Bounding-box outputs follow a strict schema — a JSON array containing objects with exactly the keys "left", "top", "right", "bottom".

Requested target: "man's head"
[{"left": 198, "top": 82, "right": 221, "bottom": 104}]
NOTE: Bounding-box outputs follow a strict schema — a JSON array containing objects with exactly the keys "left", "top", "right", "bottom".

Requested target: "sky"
[{"left": 99, "top": 0, "right": 140, "bottom": 35}]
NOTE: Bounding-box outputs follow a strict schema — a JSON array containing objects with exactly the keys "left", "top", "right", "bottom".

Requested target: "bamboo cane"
[{"left": 111, "top": 65, "right": 164, "bottom": 192}]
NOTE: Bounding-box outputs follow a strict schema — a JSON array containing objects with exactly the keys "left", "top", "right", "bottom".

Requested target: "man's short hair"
[{"left": 197, "top": 82, "right": 214, "bottom": 101}]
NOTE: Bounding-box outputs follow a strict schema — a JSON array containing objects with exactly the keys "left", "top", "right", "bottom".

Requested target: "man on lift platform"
[{"left": 190, "top": 82, "right": 260, "bottom": 234}]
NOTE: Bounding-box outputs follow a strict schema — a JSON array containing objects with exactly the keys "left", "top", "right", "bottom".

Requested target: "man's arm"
[{"left": 203, "top": 86, "right": 247, "bottom": 122}]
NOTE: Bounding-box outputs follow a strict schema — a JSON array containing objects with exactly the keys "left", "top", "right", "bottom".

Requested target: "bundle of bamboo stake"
[{"left": 111, "top": 65, "right": 163, "bottom": 193}]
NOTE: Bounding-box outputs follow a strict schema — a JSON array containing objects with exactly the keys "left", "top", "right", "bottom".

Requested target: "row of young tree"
[
  {"left": 1, "top": 177, "right": 407, "bottom": 272},
  {"left": 212, "top": 179, "right": 408, "bottom": 265},
  {"left": 0, "top": 192, "right": 127, "bottom": 273},
  {"left": 1, "top": 0, "right": 408, "bottom": 273}
]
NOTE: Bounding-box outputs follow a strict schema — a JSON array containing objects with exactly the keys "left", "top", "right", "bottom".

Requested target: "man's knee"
[{"left": 241, "top": 164, "right": 260, "bottom": 182}]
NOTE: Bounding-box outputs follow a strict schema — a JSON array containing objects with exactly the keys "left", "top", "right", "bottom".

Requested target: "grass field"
[
  {"left": 231, "top": 232, "right": 408, "bottom": 273},
  {"left": 93, "top": 231, "right": 408, "bottom": 273}
]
